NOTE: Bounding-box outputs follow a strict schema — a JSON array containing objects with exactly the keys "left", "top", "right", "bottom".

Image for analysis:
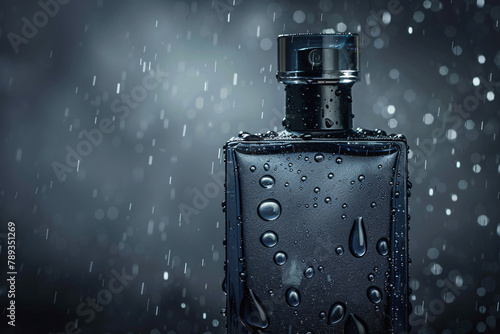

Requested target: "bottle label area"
[{"left": 225, "top": 140, "right": 409, "bottom": 333}]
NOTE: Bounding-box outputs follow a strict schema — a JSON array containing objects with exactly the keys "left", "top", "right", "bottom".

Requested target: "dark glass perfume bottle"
[{"left": 223, "top": 33, "right": 410, "bottom": 333}]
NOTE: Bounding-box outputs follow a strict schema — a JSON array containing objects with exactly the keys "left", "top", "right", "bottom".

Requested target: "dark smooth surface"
[
  {"left": 225, "top": 139, "right": 409, "bottom": 333},
  {"left": 284, "top": 83, "right": 354, "bottom": 131}
]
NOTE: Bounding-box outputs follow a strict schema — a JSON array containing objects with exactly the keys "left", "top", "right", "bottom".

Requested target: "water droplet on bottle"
[
  {"left": 314, "top": 153, "right": 325, "bottom": 162},
  {"left": 284, "top": 182, "right": 289, "bottom": 187},
  {"left": 314, "top": 187, "right": 320, "bottom": 193},
  {"left": 258, "top": 200, "right": 281, "bottom": 221},
  {"left": 259, "top": 175, "right": 275, "bottom": 189},
  {"left": 250, "top": 165, "right": 256, "bottom": 172},
  {"left": 325, "top": 197, "right": 331, "bottom": 204},
  {"left": 274, "top": 251, "right": 287, "bottom": 265},
  {"left": 367, "top": 273, "right": 375, "bottom": 281},
  {"left": 260, "top": 231, "right": 278, "bottom": 247},
  {"left": 341, "top": 214, "right": 347, "bottom": 219},
  {"left": 263, "top": 163, "right": 270, "bottom": 171},
  {"left": 318, "top": 265, "right": 324, "bottom": 272},
  {"left": 367, "top": 286, "right": 382, "bottom": 304},
  {"left": 336, "top": 246, "right": 344, "bottom": 255},
  {"left": 285, "top": 287, "right": 301, "bottom": 307},
  {"left": 342, "top": 203, "right": 348, "bottom": 209},
  {"left": 358, "top": 175, "right": 365, "bottom": 182},
  {"left": 319, "top": 311, "right": 327, "bottom": 320},
  {"left": 336, "top": 157, "right": 342, "bottom": 164},
  {"left": 378, "top": 164, "right": 382, "bottom": 169},
  {"left": 240, "top": 288, "right": 269, "bottom": 330},
  {"left": 328, "top": 302, "right": 346, "bottom": 324},
  {"left": 370, "top": 202, "right": 376, "bottom": 208},
  {"left": 304, "top": 266, "right": 314, "bottom": 278},
  {"left": 377, "top": 238, "right": 389, "bottom": 256},
  {"left": 349, "top": 217, "right": 367, "bottom": 258},
  {"left": 325, "top": 118, "right": 334, "bottom": 128},
  {"left": 335, "top": 88, "right": 342, "bottom": 96},
  {"left": 328, "top": 172, "right": 334, "bottom": 179},
  {"left": 301, "top": 176, "right": 307, "bottom": 182},
  {"left": 344, "top": 313, "right": 368, "bottom": 334},
  {"left": 395, "top": 191, "right": 400, "bottom": 198},
  {"left": 222, "top": 277, "right": 227, "bottom": 293},
  {"left": 313, "top": 203, "right": 318, "bottom": 208}
]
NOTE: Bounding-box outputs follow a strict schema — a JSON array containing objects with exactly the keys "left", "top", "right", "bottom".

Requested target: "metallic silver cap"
[{"left": 277, "top": 33, "right": 360, "bottom": 84}]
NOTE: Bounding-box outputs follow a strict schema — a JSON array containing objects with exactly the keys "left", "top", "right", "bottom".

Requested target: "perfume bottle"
[{"left": 223, "top": 33, "right": 410, "bottom": 333}]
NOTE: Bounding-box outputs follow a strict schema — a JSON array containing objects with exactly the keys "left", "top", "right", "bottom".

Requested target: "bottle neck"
[{"left": 283, "top": 83, "right": 354, "bottom": 132}]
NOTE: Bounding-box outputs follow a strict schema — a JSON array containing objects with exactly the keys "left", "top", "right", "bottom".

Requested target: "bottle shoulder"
[{"left": 226, "top": 128, "right": 407, "bottom": 147}]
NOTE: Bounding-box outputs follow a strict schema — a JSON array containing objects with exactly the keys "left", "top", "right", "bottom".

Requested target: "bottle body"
[{"left": 224, "top": 133, "right": 410, "bottom": 333}]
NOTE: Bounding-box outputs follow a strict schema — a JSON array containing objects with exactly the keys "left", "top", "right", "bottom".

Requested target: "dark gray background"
[{"left": 0, "top": 0, "right": 499, "bottom": 333}]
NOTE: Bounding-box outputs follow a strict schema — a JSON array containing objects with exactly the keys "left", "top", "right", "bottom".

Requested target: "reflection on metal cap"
[{"left": 277, "top": 33, "right": 360, "bottom": 84}]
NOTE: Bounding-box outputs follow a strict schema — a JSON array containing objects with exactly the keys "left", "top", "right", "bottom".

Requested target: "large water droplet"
[
  {"left": 222, "top": 277, "right": 227, "bottom": 294},
  {"left": 304, "top": 266, "right": 314, "bottom": 278},
  {"left": 367, "top": 286, "right": 382, "bottom": 304},
  {"left": 274, "top": 251, "right": 287, "bottom": 265},
  {"left": 336, "top": 157, "right": 343, "bottom": 164},
  {"left": 314, "top": 153, "right": 325, "bottom": 162},
  {"left": 258, "top": 200, "right": 281, "bottom": 221},
  {"left": 349, "top": 217, "right": 367, "bottom": 258},
  {"left": 260, "top": 231, "right": 278, "bottom": 247},
  {"left": 240, "top": 288, "right": 269, "bottom": 330},
  {"left": 377, "top": 238, "right": 389, "bottom": 256},
  {"left": 328, "top": 302, "right": 346, "bottom": 324},
  {"left": 325, "top": 118, "right": 334, "bottom": 128},
  {"left": 358, "top": 175, "right": 365, "bottom": 182},
  {"left": 344, "top": 314, "right": 368, "bottom": 334},
  {"left": 286, "top": 287, "right": 301, "bottom": 307},
  {"left": 259, "top": 175, "right": 275, "bottom": 189}
]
